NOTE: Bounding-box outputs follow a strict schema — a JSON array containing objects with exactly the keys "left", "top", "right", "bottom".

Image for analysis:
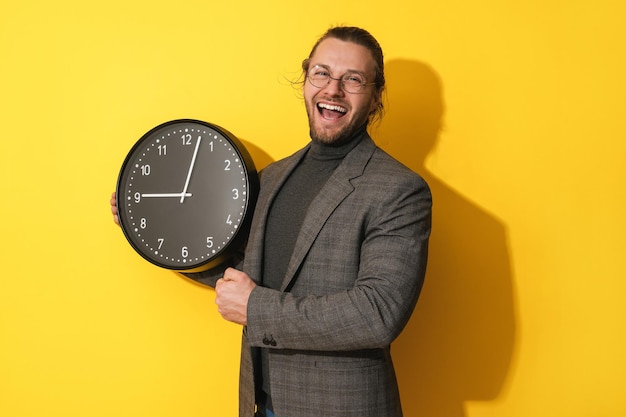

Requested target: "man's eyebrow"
[{"left": 311, "top": 63, "right": 368, "bottom": 76}]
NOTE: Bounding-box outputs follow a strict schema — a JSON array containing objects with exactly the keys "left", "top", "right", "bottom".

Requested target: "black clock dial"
[{"left": 116, "top": 120, "right": 258, "bottom": 272}]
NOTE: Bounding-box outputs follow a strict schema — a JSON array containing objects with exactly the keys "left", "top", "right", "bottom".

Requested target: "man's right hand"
[{"left": 110, "top": 192, "right": 120, "bottom": 226}]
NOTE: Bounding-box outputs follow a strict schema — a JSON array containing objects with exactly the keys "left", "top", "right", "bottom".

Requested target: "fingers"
[
  {"left": 110, "top": 192, "right": 117, "bottom": 212},
  {"left": 110, "top": 192, "right": 120, "bottom": 226}
]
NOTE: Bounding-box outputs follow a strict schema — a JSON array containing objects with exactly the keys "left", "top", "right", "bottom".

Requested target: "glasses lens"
[
  {"left": 308, "top": 66, "right": 329, "bottom": 88},
  {"left": 342, "top": 73, "right": 365, "bottom": 93}
]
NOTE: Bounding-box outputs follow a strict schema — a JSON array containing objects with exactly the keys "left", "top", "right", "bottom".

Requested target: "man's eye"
[{"left": 345, "top": 75, "right": 364, "bottom": 84}]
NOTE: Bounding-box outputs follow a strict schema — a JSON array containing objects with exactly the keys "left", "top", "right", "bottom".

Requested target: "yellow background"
[{"left": 1, "top": 1, "right": 624, "bottom": 416}]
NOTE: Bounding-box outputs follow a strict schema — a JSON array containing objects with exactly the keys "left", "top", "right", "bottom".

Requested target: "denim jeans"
[{"left": 255, "top": 407, "right": 275, "bottom": 417}]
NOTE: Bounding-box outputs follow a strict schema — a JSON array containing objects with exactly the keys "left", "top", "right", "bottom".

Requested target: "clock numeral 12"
[{"left": 182, "top": 134, "right": 201, "bottom": 146}]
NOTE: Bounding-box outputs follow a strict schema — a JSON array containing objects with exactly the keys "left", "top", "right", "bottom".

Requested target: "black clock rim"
[{"left": 115, "top": 119, "right": 259, "bottom": 273}]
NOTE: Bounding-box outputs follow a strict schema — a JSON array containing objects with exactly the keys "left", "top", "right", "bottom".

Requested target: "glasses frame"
[{"left": 306, "top": 65, "right": 376, "bottom": 94}]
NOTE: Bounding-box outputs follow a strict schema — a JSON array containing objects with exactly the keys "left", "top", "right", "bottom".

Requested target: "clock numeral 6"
[{"left": 182, "top": 246, "right": 189, "bottom": 258}]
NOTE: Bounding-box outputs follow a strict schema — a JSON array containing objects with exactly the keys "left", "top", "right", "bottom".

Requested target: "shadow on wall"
[
  {"left": 375, "top": 59, "right": 517, "bottom": 417},
  {"left": 239, "top": 139, "right": 276, "bottom": 173}
]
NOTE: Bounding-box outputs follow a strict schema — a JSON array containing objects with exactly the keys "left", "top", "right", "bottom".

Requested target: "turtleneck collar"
[{"left": 308, "top": 124, "right": 368, "bottom": 160}]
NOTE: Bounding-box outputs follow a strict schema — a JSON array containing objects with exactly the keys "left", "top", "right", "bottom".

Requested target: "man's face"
[{"left": 303, "top": 38, "right": 379, "bottom": 145}]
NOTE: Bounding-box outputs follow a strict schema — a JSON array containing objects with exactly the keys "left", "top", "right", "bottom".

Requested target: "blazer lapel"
[{"left": 280, "top": 136, "right": 377, "bottom": 291}]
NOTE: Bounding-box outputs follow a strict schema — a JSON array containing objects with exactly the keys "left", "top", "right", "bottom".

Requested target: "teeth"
[{"left": 318, "top": 103, "right": 347, "bottom": 113}]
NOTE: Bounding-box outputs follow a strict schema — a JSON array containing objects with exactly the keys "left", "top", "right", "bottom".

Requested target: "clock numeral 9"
[
  {"left": 182, "top": 246, "right": 189, "bottom": 258},
  {"left": 207, "top": 237, "right": 214, "bottom": 248},
  {"left": 134, "top": 192, "right": 141, "bottom": 203}
]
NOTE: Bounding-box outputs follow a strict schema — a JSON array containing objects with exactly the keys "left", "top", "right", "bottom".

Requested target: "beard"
[{"left": 305, "top": 100, "right": 371, "bottom": 147}]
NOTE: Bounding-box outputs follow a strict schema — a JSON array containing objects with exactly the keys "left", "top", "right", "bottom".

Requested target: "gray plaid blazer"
[{"left": 237, "top": 134, "right": 432, "bottom": 417}]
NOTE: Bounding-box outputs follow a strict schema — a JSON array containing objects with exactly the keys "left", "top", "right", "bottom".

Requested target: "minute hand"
[{"left": 180, "top": 136, "right": 202, "bottom": 203}]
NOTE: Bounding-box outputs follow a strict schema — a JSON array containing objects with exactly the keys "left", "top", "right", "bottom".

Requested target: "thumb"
[{"left": 222, "top": 267, "right": 240, "bottom": 282}]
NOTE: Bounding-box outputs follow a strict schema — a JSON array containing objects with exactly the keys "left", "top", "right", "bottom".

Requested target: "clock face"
[{"left": 116, "top": 119, "right": 258, "bottom": 272}]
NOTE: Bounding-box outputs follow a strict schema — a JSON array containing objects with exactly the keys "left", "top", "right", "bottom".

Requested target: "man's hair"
[{"left": 302, "top": 26, "right": 385, "bottom": 121}]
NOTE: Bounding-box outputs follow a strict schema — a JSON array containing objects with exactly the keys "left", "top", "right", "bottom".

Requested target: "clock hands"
[
  {"left": 139, "top": 135, "right": 202, "bottom": 201},
  {"left": 180, "top": 136, "right": 202, "bottom": 203}
]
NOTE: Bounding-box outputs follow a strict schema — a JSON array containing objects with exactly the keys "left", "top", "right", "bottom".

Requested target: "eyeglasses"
[{"left": 307, "top": 65, "right": 376, "bottom": 94}]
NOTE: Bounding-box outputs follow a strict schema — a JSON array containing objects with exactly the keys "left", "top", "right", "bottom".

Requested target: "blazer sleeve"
[{"left": 245, "top": 171, "right": 432, "bottom": 351}]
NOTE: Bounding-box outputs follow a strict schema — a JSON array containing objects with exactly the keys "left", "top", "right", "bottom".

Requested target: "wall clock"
[{"left": 116, "top": 119, "right": 258, "bottom": 273}]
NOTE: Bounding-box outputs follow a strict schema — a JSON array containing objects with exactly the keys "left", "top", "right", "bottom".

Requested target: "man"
[{"left": 112, "top": 26, "right": 431, "bottom": 417}]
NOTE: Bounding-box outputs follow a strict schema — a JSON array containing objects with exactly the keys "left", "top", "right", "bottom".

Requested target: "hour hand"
[{"left": 141, "top": 193, "right": 192, "bottom": 198}]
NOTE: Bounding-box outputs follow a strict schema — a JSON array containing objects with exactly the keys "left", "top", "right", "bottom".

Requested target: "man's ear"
[{"left": 369, "top": 91, "right": 382, "bottom": 115}]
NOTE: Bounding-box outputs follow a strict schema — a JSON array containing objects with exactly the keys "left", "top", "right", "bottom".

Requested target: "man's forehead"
[{"left": 310, "top": 38, "right": 376, "bottom": 74}]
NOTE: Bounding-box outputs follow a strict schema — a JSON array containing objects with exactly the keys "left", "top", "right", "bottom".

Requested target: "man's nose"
[{"left": 324, "top": 76, "right": 344, "bottom": 95}]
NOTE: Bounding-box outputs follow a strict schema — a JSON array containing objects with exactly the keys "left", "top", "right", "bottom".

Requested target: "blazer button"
[{"left": 263, "top": 335, "right": 277, "bottom": 346}]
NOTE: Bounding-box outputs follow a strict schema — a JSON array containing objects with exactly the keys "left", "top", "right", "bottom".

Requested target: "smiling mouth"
[{"left": 317, "top": 103, "right": 347, "bottom": 120}]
